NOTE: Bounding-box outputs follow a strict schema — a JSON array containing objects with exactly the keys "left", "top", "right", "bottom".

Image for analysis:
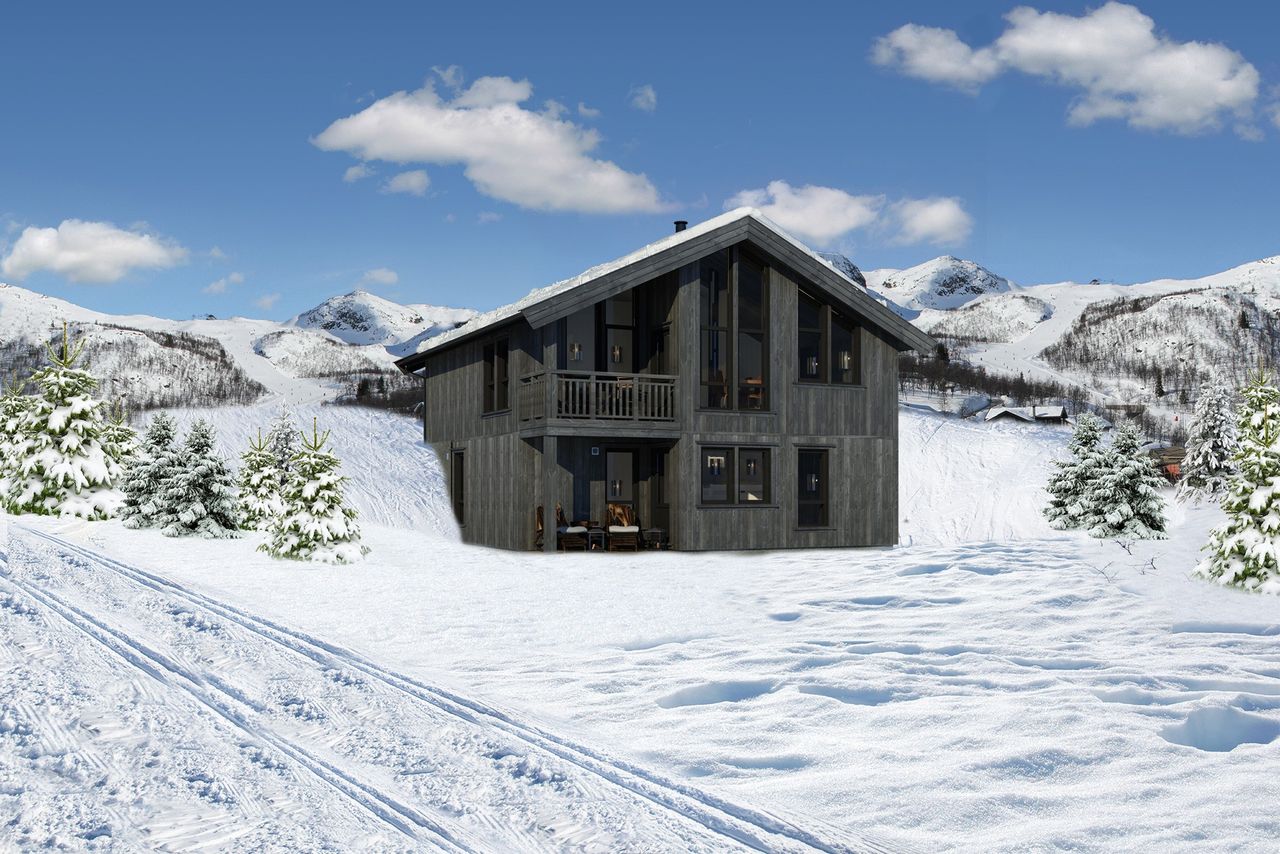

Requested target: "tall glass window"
[
  {"left": 797, "top": 449, "right": 829, "bottom": 528},
  {"left": 483, "top": 337, "right": 509, "bottom": 412},
  {"left": 737, "top": 255, "right": 768, "bottom": 409},
  {"left": 604, "top": 292, "right": 634, "bottom": 373},
  {"left": 700, "top": 251, "right": 731, "bottom": 408},
  {"left": 798, "top": 291, "right": 824, "bottom": 382},
  {"left": 831, "top": 313, "right": 858, "bottom": 385}
]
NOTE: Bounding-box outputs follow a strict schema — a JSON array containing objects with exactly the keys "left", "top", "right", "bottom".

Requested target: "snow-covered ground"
[{"left": 3, "top": 406, "right": 1279, "bottom": 851}]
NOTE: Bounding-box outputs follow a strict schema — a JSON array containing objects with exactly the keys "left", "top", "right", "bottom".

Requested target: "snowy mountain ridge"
[{"left": 0, "top": 282, "right": 457, "bottom": 408}]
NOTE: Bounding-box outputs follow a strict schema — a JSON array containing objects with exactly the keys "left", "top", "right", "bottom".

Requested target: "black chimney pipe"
[{"left": 674, "top": 220, "right": 688, "bottom": 233}]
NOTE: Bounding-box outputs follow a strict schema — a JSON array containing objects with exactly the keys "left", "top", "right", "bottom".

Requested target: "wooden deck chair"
[
  {"left": 556, "top": 503, "right": 588, "bottom": 551},
  {"left": 606, "top": 503, "right": 641, "bottom": 551}
]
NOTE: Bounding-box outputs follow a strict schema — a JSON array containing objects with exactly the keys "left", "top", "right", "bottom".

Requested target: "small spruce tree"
[
  {"left": 1044, "top": 412, "right": 1105, "bottom": 530},
  {"left": 157, "top": 419, "right": 241, "bottom": 538},
  {"left": 5, "top": 324, "right": 121, "bottom": 519},
  {"left": 1084, "top": 422, "right": 1168, "bottom": 539},
  {"left": 266, "top": 410, "right": 299, "bottom": 488},
  {"left": 1177, "top": 381, "right": 1238, "bottom": 503},
  {"left": 119, "top": 413, "right": 180, "bottom": 529},
  {"left": 1196, "top": 370, "right": 1280, "bottom": 593},
  {"left": 101, "top": 401, "right": 139, "bottom": 468},
  {"left": 238, "top": 428, "right": 284, "bottom": 531},
  {"left": 263, "top": 418, "right": 367, "bottom": 563}
]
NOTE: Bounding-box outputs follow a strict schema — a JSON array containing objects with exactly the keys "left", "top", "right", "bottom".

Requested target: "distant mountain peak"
[
  {"left": 874, "top": 256, "right": 1011, "bottom": 312},
  {"left": 290, "top": 290, "right": 476, "bottom": 348},
  {"left": 816, "top": 252, "right": 867, "bottom": 288}
]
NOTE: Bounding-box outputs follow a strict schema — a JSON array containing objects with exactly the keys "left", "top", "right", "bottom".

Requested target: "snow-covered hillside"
[
  {"left": 0, "top": 283, "right": 460, "bottom": 410},
  {"left": 3, "top": 405, "right": 1277, "bottom": 851},
  {"left": 289, "top": 289, "right": 475, "bottom": 349}
]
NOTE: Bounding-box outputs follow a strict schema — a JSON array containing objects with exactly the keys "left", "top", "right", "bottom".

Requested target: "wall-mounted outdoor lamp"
[
  {"left": 807, "top": 473, "right": 819, "bottom": 493},
  {"left": 569, "top": 342, "right": 583, "bottom": 361},
  {"left": 745, "top": 458, "right": 758, "bottom": 476},
  {"left": 609, "top": 479, "right": 622, "bottom": 497},
  {"left": 839, "top": 350, "right": 852, "bottom": 371},
  {"left": 610, "top": 344, "right": 623, "bottom": 364},
  {"left": 806, "top": 356, "right": 819, "bottom": 376},
  {"left": 708, "top": 455, "right": 724, "bottom": 476}
]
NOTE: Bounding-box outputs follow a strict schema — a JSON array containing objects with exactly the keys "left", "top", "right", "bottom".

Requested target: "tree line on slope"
[{"left": 0, "top": 326, "right": 366, "bottom": 563}]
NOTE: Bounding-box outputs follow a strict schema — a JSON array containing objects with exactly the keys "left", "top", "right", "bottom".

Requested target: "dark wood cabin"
[{"left": 395, "top": 208, "right": 937, "bottom": 552}]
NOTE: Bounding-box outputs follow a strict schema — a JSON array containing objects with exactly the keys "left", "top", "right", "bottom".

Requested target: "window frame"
[
  {"left": 797, "top": 291, "right": 861, "bottom": 387},
  {"left": 450, "top": 450, "right": 466, "bottom": 527},
  {"left": 796, "top": 448, "right": 829, "bottom": 529},
  {"left": 482, "top": 336, "right": 510, "bottom": 414},
  {"left": 698, "top": 445, "right": 773, "bottom": 507}
]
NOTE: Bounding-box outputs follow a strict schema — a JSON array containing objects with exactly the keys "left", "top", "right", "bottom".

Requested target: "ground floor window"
[
  {"left": 797, "top": 449, "right": 828, "bottom": 528},
  {"left": 700, "top": 446, "right": 771, "bottom": 505},
  {"left": 450, "top": 450, "right": 465, "bottom": 526}
]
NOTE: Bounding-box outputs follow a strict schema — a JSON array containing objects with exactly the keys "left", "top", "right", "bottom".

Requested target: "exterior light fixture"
[
  {"left": 708, "top": 455, "right": 724, "bottom": 476},
  {"left": 609, "top": 479, "right": 622, "bottom": 497},
  {"left": 746, "top": 458, "right": 757, "bottom": 476},
  {"left": 807, "top": 473, "right": 819, "bottom": 493},
  {"left": 839, "top": 351, "right": 852, "bottom": 371},
  {"left": 806, "top": 356, "right": 819, "bottom": 376},
  {"left": 610, "top": 344, "right": 623, "bottom": 364},
  {"left": 569, "top": 342, "right": 583, "bottom": 361}
]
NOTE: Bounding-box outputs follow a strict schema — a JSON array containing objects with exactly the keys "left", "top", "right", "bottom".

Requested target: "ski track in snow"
[{"left": 0, "top": 525, "right": 889, "bottom": 853}]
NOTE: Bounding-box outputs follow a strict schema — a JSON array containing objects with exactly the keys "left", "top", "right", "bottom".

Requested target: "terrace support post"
[{"left": 542, "top": 434, "right": 559, "bottom": 554}]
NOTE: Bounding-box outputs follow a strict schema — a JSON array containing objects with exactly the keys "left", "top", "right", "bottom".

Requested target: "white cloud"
[
  {"left": 726, "top": 181, "right": 883, "bottom": 245},
  {"left": 1, "top": 219, "right": 188, "bottom": 283},
  {"left": 577, "top": 101, "right": 601, "bottom": 118},
  {"left": 1270, "top": 102, "right": 1280, "bottom": 130},
  {"left": 254, "top": 293, "right": 280, "bottom": 311},
  {"left": 872, "top": 2, "right": 1262, "bottom": 136},
  {"left": 208, "top": 245, "right": 228, "bottom": 261},
  {"left": 358, "top": 267, "right": 398, "bottom": 287},
  {"left": 477, "top": 211, "right": 502, "bottom": 224},
  {"left": 725, "top": 180, "right": 974, "bottom": 248},
  {"left": 888, "top": 197, "right": 973, "bottom": 246},
  {"left": 343, "top": 163, "right": 373, "bottom": 182},
  {"left": 203, "top": 271, "right": 245, "bottom": 295},
  {"left": 382, "top": 169, "right": 430, "bottom": 196},
  {"left": 314, "top": 76, "right": 665, "bottom": 214},
  {"left": 628, "top": 84, "right": 657, "bottom": 112},
  {"left": 871, "top": 24, "right": 1000, "bottom": 92}
]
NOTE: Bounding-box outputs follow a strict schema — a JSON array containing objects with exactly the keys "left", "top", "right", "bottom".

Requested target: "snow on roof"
[
  {"left": 413, "top": 207, "right": 865, "bottom": 355},
  {"left": 984, "top": 405, "right": 1066, "bottom": 422}
]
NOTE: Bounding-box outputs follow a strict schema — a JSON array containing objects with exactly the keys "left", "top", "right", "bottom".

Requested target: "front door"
[{"left": 606, "top": 450, "right": 635, "bottom": 517}]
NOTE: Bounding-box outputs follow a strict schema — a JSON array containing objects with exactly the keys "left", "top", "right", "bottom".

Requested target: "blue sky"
[{"left": 1, "top": 1, "right": 1277, "bottom": 319}]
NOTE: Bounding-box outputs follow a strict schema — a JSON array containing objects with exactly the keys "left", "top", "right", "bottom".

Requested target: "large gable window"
[
  {"left": 700, "top": 247, "right": 770, "bottom": 410},
  {"left": 797, "top": 290, "right": 860, "bottom": 386},
  {"left": 483, "top": 337, "right": 510, "bottom": 413}
]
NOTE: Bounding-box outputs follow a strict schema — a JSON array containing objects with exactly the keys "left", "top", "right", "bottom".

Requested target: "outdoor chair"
[
  {"left": 556, "top": 504, "right": 588, "bottom": 551},
  {"left": 606, "top": 502, "right": 641, "bottom": 551}
]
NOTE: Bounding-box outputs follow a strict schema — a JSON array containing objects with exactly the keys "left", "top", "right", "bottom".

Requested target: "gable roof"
[{"left": 396, "top": 208, "right": 936, "bottom": 372}]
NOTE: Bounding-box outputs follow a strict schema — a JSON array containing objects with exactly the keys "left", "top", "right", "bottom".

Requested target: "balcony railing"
[{"left": 518, "top": 370, "right": 678, "bottom": 424}]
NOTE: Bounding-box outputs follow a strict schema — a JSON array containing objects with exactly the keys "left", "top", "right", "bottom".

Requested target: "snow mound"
[
  {"left": 289, "top": 289, "right": 474, "bottom": 348},
  {"left": 873, "top": 256, "right": 1013, "bottom": 313}
]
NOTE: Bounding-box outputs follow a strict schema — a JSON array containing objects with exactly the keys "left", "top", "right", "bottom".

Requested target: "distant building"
[{"left": 984, "top": 405, "right": 1068, "bottom": 425}]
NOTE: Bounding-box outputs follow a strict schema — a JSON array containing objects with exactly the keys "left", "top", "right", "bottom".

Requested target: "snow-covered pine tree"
[
  {"left": 1177, "top": 381, "right": 1238, "bottom": 503},
  {"left": 262, "top": 418, "right": 367, "bottom": 563},
  {"left": 119, "top": 413, "right": 179, "bottom": 529},
  {"left": 238, "top": 428, "right": 284, "bottom": 531},
  {"left": 0, "top": 373, "right": 32, "bottom": 503},
  {"left": 1084, "top": 422, "right": 1168, "bottom": 539},
  {"left": 158, "top": 419, "right": 241, "bottom": 538},
  {"left": 4, "top": 324, "right": 121, "bottom": 519},
  {"left": 1044, "top": 412, "right": 1105, "bottom": 529},
  {"left": 101, "top": 401, "right": 139, "bottom": 468},
  {"left": 1196, "top": 370, "right": 1280, "bottom": 593},
  {"left": 266, "top": 410, "right": 299, "bottom": 488}
]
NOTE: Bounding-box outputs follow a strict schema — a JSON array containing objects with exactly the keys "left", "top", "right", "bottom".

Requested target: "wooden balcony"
[{"left": 518, "top": 370, "right": 678, "bottom": 428}]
